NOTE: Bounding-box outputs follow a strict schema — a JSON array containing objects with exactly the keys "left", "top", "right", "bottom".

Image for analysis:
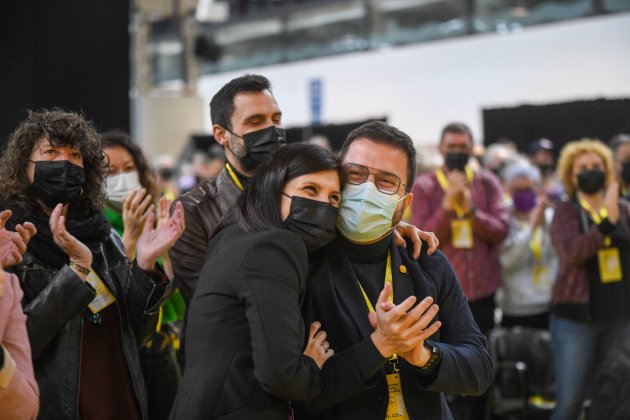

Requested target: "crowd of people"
[{"left": 0, "top": 73, "right": 629, "bottom": 420}]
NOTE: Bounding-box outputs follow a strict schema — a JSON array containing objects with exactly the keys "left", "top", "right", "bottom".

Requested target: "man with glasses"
[
  {"left": 296, "top": 121, "right": 492, "bottom": 420},
  {"left": 412, "top": 122, "right": 508, "bottom": 420}
]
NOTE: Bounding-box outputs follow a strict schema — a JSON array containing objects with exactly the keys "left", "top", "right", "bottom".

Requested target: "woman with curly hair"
[
  {"left": 0, "top": 109, "right": 185, "bottom": 420},
  {"left": 550, "top": 139, "right": 630, "bottom": 420}
]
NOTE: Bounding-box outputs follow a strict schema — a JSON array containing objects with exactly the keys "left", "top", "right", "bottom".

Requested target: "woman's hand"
[
  {"left": 394, "top": 222, "right": 439, "bottom": 259},
  {"left": 0, "top": 209, "right": 37, "bottom": 267},
  {"left": 121, "top": 188, "right": 154, "bottom": 260},
  {"left": 605, "top": 180, "right": 619, "bottom": 224},
  {"left": 135, "top": 201, "right": 185, "bottom": 271},
  {"left": 50, "top": 204, "right": 92, "bottom": 280},
  {"left": 303, "top": 321, "right": 334, "bottom": 369}
]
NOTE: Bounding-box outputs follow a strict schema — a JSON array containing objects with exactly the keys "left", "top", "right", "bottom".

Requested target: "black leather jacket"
[
  {"left": 11, "top": 229, "right": 168, "bottom": 420},
  {"left": 169, "top": 168, "right": 241, "bottom": 304}
]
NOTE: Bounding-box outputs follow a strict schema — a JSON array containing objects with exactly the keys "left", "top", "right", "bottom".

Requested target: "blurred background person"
[
  {"left": 498, "top": 162, "right": 557, "bottom": 329},
  {"left": 550, "top": 138, "right": 630, "bottom": 420},
  {"left": 101, "top": 130, "right": 186, "bottom": 420},
  {"left": 528, "top": 138, "right": 564, "bottom": 203},
  {"left": 411, "top": 122, "right": 508, "bottom": 420},
  {"left": 609, "top": 133, "right": 630, "bottom": 200},
  {"left": 153, "top": 154, "right": 181, "bottom": 201},
  {"left": 0, "top": 109, "right": 185, "bottom": 420}
]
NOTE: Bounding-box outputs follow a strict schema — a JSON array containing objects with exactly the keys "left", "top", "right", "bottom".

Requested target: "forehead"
[
  {"left": 616, "top": 143, "right": 630, "bottom": 159},
  {"left": 33, "top": 137, "right": 80, "bottom": 151},
  {"left": 105, "top": 145, "right": 134, "bottom": 163},
  {"left": 343, "top": 138, "right": 408, "bottom": 180},
  {"left": 231, "top": 90, "right": 280, "bottom": 119},
  {"left": 290, "top": 169, "right": 340, "bottom": 191},
  {"left": 442, "top": 132, "right": 472, "bottom": 147},
  {"left": 573, "top": 151, "right": 604, "bottom": 168}
]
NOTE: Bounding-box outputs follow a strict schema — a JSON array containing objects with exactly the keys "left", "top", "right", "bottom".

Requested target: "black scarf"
[{"left": 2, "top": 202, "right": 111, "bottom": 269}]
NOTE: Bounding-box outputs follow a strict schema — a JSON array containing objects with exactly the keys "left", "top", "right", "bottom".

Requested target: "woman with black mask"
[
  {"left": 0, "top": 109, "right": 185, "bottom": 420},
  {"left": 171, "top": 143, "right": 376, "bottom": 419},
  {"left": 549, "top": 139, "right": 630, "bottom": 420}
]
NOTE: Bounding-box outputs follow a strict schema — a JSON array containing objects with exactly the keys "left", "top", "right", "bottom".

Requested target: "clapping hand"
[
  {"left": 0, "top": 209, "right": 37, "bottom": 267},
  {"left": 121, "top": 188, "right": 154, "bottom": 260},
  {"left": 50, "top": 204, "right": 92, "bottom": 280},
  {"left": 135, "top": 201, "right": 185, "bottom": 271},
  {"left": 368, "top": 283, "right": 442, "bottom": 365}
]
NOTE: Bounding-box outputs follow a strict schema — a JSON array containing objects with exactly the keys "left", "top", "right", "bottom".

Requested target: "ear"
[
  {"left": 402, "top": 192, "right": 413, "bottom": 212},
  {"left": 212, "top": 124, "right": 229, "bottom": 147}
]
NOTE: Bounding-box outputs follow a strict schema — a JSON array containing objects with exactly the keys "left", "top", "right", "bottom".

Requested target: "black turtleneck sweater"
[{"left": 340, "top": 233, "right": 393, "bottom": 310}]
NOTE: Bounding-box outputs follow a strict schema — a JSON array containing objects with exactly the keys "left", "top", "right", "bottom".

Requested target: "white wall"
[
  {"left": 197, "top": 13, "right": 630, "bottom": 146},
  {"left": 132, "top": 94, "right": 206, "bottom": 161}
]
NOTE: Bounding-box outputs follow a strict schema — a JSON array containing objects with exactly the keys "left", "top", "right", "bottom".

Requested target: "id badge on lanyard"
[
  {"left": 85, "top": 269, "right": 116, "bottom": 314},
  {"left": 386, "top": 358, "right": 409, "bottom": 420}
]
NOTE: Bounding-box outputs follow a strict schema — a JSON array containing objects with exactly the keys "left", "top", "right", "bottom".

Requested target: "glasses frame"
[{"left": 343, "top": 163, "right": 405, "bottom": 195}]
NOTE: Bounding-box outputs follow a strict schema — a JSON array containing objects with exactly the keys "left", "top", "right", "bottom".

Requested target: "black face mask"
[
  {"left": 31, "top": 160, "right": 85, "bottom": 208},
  {"left": 231, "top": 125, "right": 286, "bottom": 172},
  {"left": 444, "top": 152, "right": 469, "bottom": 172},
  {"left": 621, "top": 161, "right": 630, "bottom": 184},
  {"left": 283, "top": 195, "right": 339, "bottom": 253},
  {"left": 577, "top": 169, "right": 606, "bottom": 194}
]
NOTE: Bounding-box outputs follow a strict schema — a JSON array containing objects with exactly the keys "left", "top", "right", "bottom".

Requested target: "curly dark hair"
[
  {"left": 0, "top": 109, "right": 108, "bottom": 219},
  {"left": 100, "top": 130, "right": 160, "bottom": 201}
]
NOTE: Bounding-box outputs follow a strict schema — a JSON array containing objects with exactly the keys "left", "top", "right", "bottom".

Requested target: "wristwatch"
[{"left": 421, "top": 340, "right": 441, "bottom": 370}]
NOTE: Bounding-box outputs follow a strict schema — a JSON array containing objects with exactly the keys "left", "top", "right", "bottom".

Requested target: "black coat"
[
  {"left": 170, "top": 225, "right": 385, "bottom": 420},
  {"left": 296, "top": 237, "right": 493, "bottom": 420},
  {"left": 12, "top": 229, "right": 167, "bottom": 420}
]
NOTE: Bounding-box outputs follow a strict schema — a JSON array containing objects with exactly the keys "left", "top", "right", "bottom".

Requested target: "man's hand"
[
  {"left": 0, "top": 210, "right": 37, "bottom": 267},
  {"left": 369, "top": 283, "right": 441, "bottom": 358},
  {"left": 442, "top": 171, "right": 471, "bottom": 213},
  {"left": 394, "top": 222, "right": 439, "bottom": 258}
]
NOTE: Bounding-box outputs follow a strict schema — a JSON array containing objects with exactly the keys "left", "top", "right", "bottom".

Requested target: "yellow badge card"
[
  {"left": 386, "top": 373, "right": 409, "bottom": 420},
  {"left": 451, "top": 219, "right": 473, "bottom": 249},
  {"left": 597, "top": 247, "right": 622, "bottom": 283},
  {"left": 85, "top": 270, "right": 116, "bottom": 314},
  {"left": 532, "top": 265, "right": 549, "bottom": 288}
]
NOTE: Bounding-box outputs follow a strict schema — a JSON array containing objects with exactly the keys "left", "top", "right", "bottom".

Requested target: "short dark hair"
[
  {"left": 440, "top": 122, "right": 473, "bottom": 144},
  {"left": 609, "top": 133, "right": 630, "bottom": 153},
  {"left": 100, "top": 130, "right": 160, "bottom": 201},
  {"left": 0, "top": 109, "right": 107, "bottom": 218},
  {"left": 339, "top": 121, "right": 416, "bottom": 192},
  {"left": 210, "top": 74, "right": 272, "bottom": 130},
  {"left": 237, "top": 143, "right": 342, "bottom": 233}
]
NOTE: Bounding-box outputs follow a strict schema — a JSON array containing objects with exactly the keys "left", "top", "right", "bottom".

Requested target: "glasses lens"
[
  {"left": 375, "top": 173, "right": 400, "bottom": 195},
  {"left": 345, "top": 164, "right": 368, "bottom": 184}
]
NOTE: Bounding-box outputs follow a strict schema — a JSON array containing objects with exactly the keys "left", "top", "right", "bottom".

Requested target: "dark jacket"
[
  {"left": 11, "top": 229, "right": 167, "bottom": 420},
  {"left": 296, "top": 237, "right": 493, "bottom": 420},
  {"left": 169, "top": 168, "right": 241, "bottom": 304},
  {"left": 170, "top": 225, "right": 384, "bottom": 420}
]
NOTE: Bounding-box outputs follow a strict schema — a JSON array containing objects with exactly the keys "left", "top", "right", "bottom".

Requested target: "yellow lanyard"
[
  {"left": 527, "top": 224, "right": 543, "bottom": 263},
  {"left": 357, "top": 253, "right": 397, "bottom": 360},
  {"left": 225, "top": 162, "right": 244, "bottom": 191},
  {"left": 578, "top": 198, "right": 611, "bottom": 246},
  {"left": 435, "top": 167, "right": 474, "bottom": 218}
]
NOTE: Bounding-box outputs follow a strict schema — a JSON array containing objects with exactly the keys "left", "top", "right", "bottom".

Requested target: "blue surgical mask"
[{"left": 337, "top": 182, "right": 402, "bottom": 243}]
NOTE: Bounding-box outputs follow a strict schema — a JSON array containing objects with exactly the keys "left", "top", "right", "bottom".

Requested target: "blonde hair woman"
[{"left": 549, "top": 139, "right": 630, "bottom": 420}]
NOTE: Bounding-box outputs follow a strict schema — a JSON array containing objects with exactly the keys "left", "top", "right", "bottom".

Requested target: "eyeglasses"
[{"left": 343, "top": 163, "right": 405, "bottom": 195}]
